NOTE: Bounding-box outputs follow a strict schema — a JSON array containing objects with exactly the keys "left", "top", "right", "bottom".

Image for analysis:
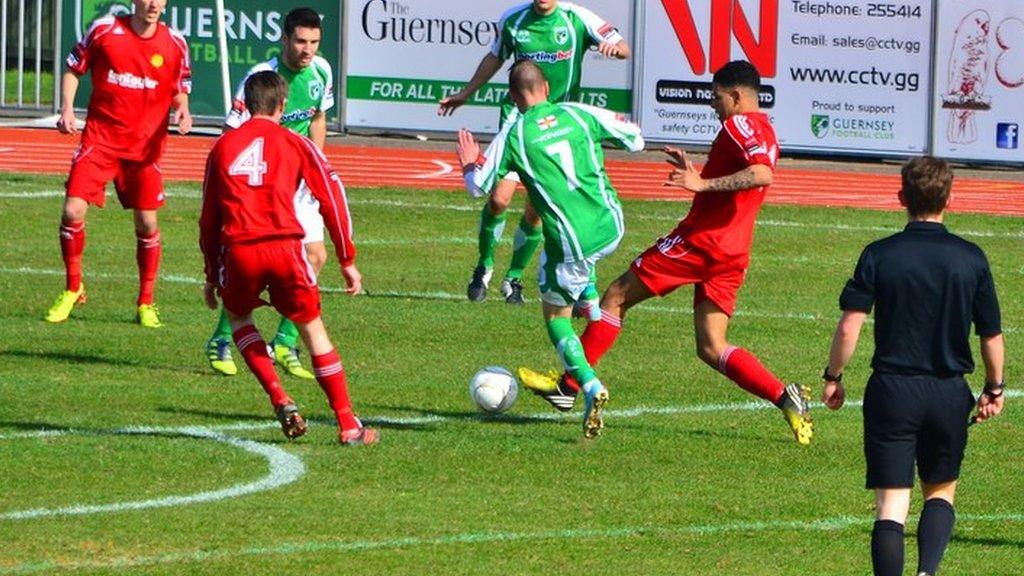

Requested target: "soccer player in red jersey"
[
  {"left": 199, "top": 70, "right": 378, "bottom": 446},
  {"left": 45, "top": 0, "right": 192, "bottom": 327},
  {"left": 520, "top": 60, "right": 815, "bottom": 444}
]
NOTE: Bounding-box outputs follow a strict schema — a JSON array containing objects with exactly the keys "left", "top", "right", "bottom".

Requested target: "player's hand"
[
  {"left": 438, "top": 91, "right": 469, "bottom": 116},
  {"left": 597, "top": 42, "right": 621, "bottom": 58},
  {"left": 174, "top": 107, "right": 193, "bottom": 135},
  {"left": 663, "top": 147, "right": 704, "bottom": 192},
  {"left": 456, "top": 129, "right": 480, "bottom": 168},
  {"left": 203, "top": 282, "right": 219, "bottom": 310},
  {"left": 974, "top": 390, "right": 1005, "bottom": 423},
  {"left": 342, "top": 264, "right": 363, "bottom": 295},
  {"left": 56, "top": 109, "right": 79, "bottom": 135},
  {"left": 821, "top": 381, "right": 846, "bottom": 410}
]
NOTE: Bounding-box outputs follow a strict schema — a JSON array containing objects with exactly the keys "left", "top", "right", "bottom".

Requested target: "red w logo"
[{"left": 660, "top": 0, "right": 779, "bottom": 77}]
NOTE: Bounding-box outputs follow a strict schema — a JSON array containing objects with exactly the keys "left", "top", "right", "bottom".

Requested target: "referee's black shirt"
[{"left": 840, "top": 221, "right": 1001, "bottom": 376}]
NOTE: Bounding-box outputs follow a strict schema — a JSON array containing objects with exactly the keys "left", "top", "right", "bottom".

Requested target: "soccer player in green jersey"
[
  {"left": 439, "top": 0, "right": 630, "bottom": 305},
  {"left": 459, "top": 60, "right": 644, "bottom": 438},
  {"left": 205, "top": 7, "right": 336, "bottom": 378}
]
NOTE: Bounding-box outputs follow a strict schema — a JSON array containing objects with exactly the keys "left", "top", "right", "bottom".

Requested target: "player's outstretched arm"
[
  {"left": 172, "top": 93, "right": 193, "bottom": 135},
  {"left": 975, "top": 333, "right": 1006, "bottom": 422},
  {"left": 56, "top": 71, "right": 81, "bottom": 134},
  {"left": 438, "top": 53, "right": 504, "bottom": 117},
  {"left": 664, "top": 145, "right": 772, "bottom": 193}
]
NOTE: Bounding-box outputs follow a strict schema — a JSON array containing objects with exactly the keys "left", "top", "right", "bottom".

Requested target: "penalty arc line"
[{"left": 0, "top": 426, "right": 305, "bottom": 522}]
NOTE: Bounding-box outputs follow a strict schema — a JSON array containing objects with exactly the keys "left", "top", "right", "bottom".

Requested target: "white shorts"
[
  {"left": 295, "top": 181, "right": 325, "bottom": 244},
  {"left": 538, "top": 238, "right": 620, "bottom": 307}
]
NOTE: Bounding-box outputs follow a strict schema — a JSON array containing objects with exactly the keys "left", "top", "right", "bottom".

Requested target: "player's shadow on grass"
[
  {"left": 950, "top": 533, "right": 1024, "bottom": 550},
  {"left": 0, "top": 349, "right": 211, "bottom": 376},
  {"left": 157, "top": 406, "right": 272, "bottom": 423},
  {"left": 364, "top": 402, "right": 563, "bottom": 427},
  {"left": 158, "top": 407, "right": 436, "bottom": 432}
]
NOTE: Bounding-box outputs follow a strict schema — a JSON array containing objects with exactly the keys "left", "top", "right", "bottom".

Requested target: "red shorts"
[
  {"left": 218, "top": 239, "right": 321, "bottom": 323},
  {"left": 65, "top": 144, "right": 165, "bottom": 210},
  {"left": 630, "top": 232, "right": 748, "bottom": 316}
]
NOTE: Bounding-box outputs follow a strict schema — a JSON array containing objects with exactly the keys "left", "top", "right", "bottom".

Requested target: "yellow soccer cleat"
[
  {"left": 272, "top": 342, "right": 314, "bottom": 379},
  {"left": 517, "top": 366, "right": 560, "bottom": 393},
  {"left": 44, "top": 284, "right": 86, "bottom": 323},
  {"left": 136, "top": 304, "right": 163, "bottom": 328},
  {"left": 780, "top": 383, "right": 814, "bottom": 445},
  {"left": 206, "top": 337, "right": 238, "bottom": 376}
]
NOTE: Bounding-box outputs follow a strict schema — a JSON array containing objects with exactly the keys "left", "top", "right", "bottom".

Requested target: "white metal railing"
[{"left": 0, "top": 0, "right": 59, "bottom": 112}]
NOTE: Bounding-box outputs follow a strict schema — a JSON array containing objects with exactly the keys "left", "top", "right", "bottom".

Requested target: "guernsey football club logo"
[
  {"left": 811, "top": 114, "right": 830, "bottom": 139},
  {"left": 75, "top": 0, "right": 132, "bottom": 41},
  {"left": 308, "top": 80, "right": 324, "bottom": 101},
  {"left": 554, "top": 27, "right": 569, "bottom": 45}
]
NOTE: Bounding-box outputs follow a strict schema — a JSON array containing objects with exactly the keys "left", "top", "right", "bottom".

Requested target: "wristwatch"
[
  {"left": 822, "top": 366, "right": 843, "bottom": 383},
  {"left": 983, "top": 380, "right": 1005, "bottom": 399}
]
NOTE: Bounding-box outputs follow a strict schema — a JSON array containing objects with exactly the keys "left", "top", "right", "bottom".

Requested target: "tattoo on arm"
[{"left": 701, "top": 167, "right": 760, "bottom": 192}]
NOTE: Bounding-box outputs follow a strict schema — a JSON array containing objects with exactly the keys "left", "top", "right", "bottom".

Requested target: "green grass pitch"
[{"left": 0, "top": 172, "right": 1021, "bottom": 575}]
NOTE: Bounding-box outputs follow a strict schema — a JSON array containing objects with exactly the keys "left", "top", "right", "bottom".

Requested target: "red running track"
[{"left": 0, "top": 127, "right": 1021, "bottom": 215}]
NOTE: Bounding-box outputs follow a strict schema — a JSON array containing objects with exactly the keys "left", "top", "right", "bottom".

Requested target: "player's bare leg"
[
  {"left": 133, "top": 209, "right": 162, "bottom": 327},
  {"left": 694, "top": 299, "right": 812, "bottom": 444},
  {"left": 225, "top": 311, "right": 305, "bottom": 439},
  {"left": 270, "top": 241, "right": 326, "bottom": 379},
  {"left": 46, "top": 197, "right": 90, "bottom": 322},
  {"left": 296, "top": 317, "right": 379, "bottom": 446}
]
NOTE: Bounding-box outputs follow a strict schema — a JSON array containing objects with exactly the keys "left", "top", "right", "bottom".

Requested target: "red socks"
[
  {"left": 562, "top": 311, "right": 623, "bottom": 393},
  {"left": 233, "top": 325, "right": 291, "bottom": 408},
  {"left": 719, "top": 346, "right": 786, "bottom": 403},
  {"left": 136, "top": 230, "right": 161, "bottom": 305},
  {"left": 60, "top": 220, "right": 86, "bottom": 292},
  {"left": 312, "top": 350, "right": 361, "bottom": 432}
]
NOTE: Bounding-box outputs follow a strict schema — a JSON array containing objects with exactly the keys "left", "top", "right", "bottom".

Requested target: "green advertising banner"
[{"left": 61, "top": 0, "right": 341, "bottom": 120}]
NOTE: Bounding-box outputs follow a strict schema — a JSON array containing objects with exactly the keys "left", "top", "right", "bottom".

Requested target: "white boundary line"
[
  {"left": 2, "top": 190, "right": 1022, "bottom": 239},
  {"left": 0, "top": 426, "right": 305, "bottom": 521},
  {"left": 3, "top": 511, "right": 1022, "bottom": 574}
]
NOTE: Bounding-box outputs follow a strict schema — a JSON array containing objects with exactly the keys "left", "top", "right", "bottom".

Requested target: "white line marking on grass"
[
  {"left": 0, "top": 426, "right": 304, "bottom": 521},
  {"left": 4, "top": 512, "right": 1023, "bottom": 574},
  {"left": 3, "top": 266, "right": 1021, "bottom": 333}
]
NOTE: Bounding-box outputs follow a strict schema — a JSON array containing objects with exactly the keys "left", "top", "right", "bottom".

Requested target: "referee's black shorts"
[{"left": 863, "top": 373, "right": 976, "bottom": 488}]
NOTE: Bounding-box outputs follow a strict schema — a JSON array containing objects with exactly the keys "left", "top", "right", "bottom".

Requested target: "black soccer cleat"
[
  {"left": 503, "top": 278, "right": 525, "bottom": 304},
  {"left": 467, "top": 266, "right": 492, "bottom": 302}
]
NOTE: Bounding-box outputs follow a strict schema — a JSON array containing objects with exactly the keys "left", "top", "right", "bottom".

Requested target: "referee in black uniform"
[{"left": 820, "top": 156, "right": 1005, "bottom": 576}]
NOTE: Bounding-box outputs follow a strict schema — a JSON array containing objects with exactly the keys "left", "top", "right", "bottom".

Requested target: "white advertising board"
[
  {"left": 637, "top": 0, "right": 933, "bottom": 154},
  {"left": 931, "top": 1, "right": 1024, "bottom": 164},
  {"left": 344, "top": 0, "right": 634, "bottom": 134}
]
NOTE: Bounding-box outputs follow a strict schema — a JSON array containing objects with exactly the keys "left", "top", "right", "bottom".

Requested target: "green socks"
[
  {"left": 274, "top": 317, "right": 300, "bottom": 348},
  {"left": 506, "top": 218, "right": 542, "bottom": 281},
  {"left": 546, "top": 317, "right": 597, "bottom": 386},
  {"left": 212, "top": 308, "right": 232, "bottom": 341},
  {"left": 476, "top": 204, "right": 508, "bottom": 270}
]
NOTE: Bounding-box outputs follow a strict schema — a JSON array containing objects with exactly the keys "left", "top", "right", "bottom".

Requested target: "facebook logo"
[{"left": 997, "top": 123, "right": 1019, "bottom": 149}]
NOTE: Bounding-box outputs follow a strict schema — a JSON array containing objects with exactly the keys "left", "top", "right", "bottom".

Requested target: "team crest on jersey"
[
  {"left": 515, "top": 29, "right": 531, "bottom": 43},
  {"left": 150, "top": 54, "right": 164, "bottom": 68},
  {"left": 537, "top": 115, "right": 558, "bottom": 130},
  {"left": 308, "top": 80, "right": 324, "bottom": 101},
  {"left": 554, "top": 27, "right": 569, "bottom": 45}
]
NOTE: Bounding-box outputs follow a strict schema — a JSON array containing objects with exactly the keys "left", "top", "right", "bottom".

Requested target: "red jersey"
[
  {"left": 67, "top": 16, "right": 191, "bottom": 162},
  {"left": 673, "top": 112, "right": 778, "bottom": 262},
  {"left": 199, "top": 118, "right": 356, "bottom": 284}
]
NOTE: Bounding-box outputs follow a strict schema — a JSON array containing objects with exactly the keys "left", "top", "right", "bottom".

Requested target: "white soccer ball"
[{"left": 469, "top": 366, "right": 518, "bottom": 413}]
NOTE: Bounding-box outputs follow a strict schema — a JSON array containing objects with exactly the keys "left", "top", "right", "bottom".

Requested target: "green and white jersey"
[
  {"left": 225, "top": 55, "right": 335, "bottom": 137},
  {"left": 492, "top": 2, "right": 623, "bottom": 124},
  {"left": 471, "top": 101, "right": 644, "bottom": 264}
]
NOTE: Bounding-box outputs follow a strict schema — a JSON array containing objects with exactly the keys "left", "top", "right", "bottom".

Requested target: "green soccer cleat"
[
  {"left": 44, "top": 284, "right": 86, "bottom": 323},
  {"left": 271, "top": 341, "right": 315, "bottom": 379},
  {"left": 136, "top": 304, "right": 162, "bottom": 328},
  {"left": 780, "top": 383, "right": 814, "bottom": 445},
  {"left": 206, "top": 337, "right": 237, "bottom": 376}
]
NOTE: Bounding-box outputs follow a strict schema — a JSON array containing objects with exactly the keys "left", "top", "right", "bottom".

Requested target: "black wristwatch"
[
  {"left": 983, "top": 380, "right": 1005, "bottom": 399},
  {"left": 822, "top": 366, "right": 843, "bottom": 383}
]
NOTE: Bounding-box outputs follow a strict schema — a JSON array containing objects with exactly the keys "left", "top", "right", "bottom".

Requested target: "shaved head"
[{"left": 509, "top": 59, "right": 546, "bottom": 96}]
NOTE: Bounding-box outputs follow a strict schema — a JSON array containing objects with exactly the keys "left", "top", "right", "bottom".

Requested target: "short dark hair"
[
  {"left": 901, "top": 156, "right": 953, "bottom": 217},
  {"left": 244, "top": 70, "right": 289, "bottom": 116},
  {"left": 509, "top": 59, "right": 546, "bottom": 97},
  {"left": 284, "top": 7, "right": 321, "bottom": 37},
  {"left": 712, "top": 60, "right": 761, "bottom": 91}
]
